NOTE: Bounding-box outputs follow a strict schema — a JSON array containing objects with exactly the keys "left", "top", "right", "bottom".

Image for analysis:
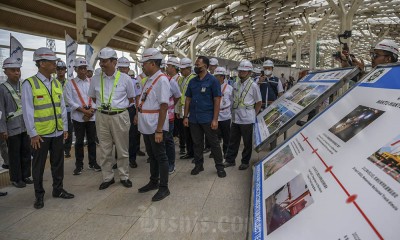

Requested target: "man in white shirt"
[
  {"left": 64, "top": 58, "right": 100, "bottom": 175},
  {"left": 136, "top": 48, "right": 171, "bottom": 202},
  {"left": 223, "top": 60, "right": 262, "bottom": 170},
  {"left": 88, "top": 47, "right": 135, "bottom": 190}
]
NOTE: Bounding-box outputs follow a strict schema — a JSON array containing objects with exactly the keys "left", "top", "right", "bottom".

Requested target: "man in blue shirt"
[{"left": 183, "top": 56, "right": 226, "bottom": 178}]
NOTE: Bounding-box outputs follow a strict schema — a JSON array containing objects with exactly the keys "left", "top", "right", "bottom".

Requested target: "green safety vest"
[
  {"left": 99, "top": 70, "right": 124, "bottom": 111},
  {"left": 178, "top": 73, "right": 196, "bottom": 105},
  {"left": 2, "top": 81, "right": 23, "bottom": 121},
  {"left": 26, "top": 76, "right": 64, "bottom": 135},
  {"left": 233, "top": 78, "right": 254, "bottom": 109}
]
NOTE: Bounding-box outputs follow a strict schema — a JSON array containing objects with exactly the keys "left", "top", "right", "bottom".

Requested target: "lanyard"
[
  {"left": 71, "top": 79, "right": 92, "bottom": 107},
  {"left": 235, "top": 78, "right": 252, "bottom": 106},
  {"left": 100, "top": 71, "right": 121, "bottom": 105},
  {"left": 220, "top": 83, "right": 228, "bottom": 103},
  {"left": 138, "top": 74, "right": 166, "bottom": 109}
]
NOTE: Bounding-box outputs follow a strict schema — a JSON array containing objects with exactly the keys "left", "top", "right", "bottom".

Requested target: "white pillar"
[
  {"left": 76, "top": 0, "right": 88, "bottom": 43},
  {"left": 309, "top": 30, "right": 317, "bottom": 70}
]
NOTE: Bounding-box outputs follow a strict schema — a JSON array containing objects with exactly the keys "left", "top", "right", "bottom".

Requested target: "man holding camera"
[{"left": 64, "top": 58, "right": 100, "bottom": 175}]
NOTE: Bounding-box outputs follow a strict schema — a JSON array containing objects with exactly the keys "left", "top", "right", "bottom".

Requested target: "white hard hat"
[
  {"left": 33, "top": 47, "right": 59, "bottom": 61},
  {"left": 98, "top": 47, "right": 118, "bottom": 59},
  {"left": 238, "top": 60, "right": 253, "bottom": 71},
  {"left": 263, "top": 60, "right": 274, "bottom": 67},
  {"left": 214, "top": 67, "right": 226, "bottom": 76},
  {"left": 117, "top": 57, "right": 131, "bottom": 67},
  {"left": 94, "top": 68, "right": 102, "bottom": 76},
  {"left": 74, "top": 57, "right": 88, "bottom": 67},
  {"left": 56, "top": 61, "right": 67, "bottom": 68},
  {"left": 2, "top": 57, "right": 21, "bottom": 69},
  {"left": 209, "top": 58, "right": 219, "bottom": 66},
  {"left": 374, "top": 39, "right": 399, "bottom": 57},
  {"left": 139, "top": 48, "right": 163, "bottom": 63},
  {"left": 253, "top": 67, "right": 262, "bottom": 74},
  {"left": 161, "top": 59, "right": 166, "bottom": 68},
  {"left": 128, "top": 70, "right": 135, "bottom": 76},
  {"left": 167, "top": 57, "right": 180, "bottom": 67},
  {"left": 87, "top": 66, "right": 94, "bottom": 72},
  {"left": 180, "top": 58, "right": 193, "bottom": 68}
]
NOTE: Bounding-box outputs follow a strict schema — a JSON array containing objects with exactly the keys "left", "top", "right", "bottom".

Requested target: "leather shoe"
[
  {"left": 23, "top": 178, "right": 34, "bottom": 184},
  {"left": 120, "top": 179, "right": 132, "bottom": 188},
  {"left": 223, "top": 162, "right": 236, "bottom": 168},
  {"left": 34, "top": 196, "right": 44, "bottom": 209},
  {"left": 0, "top": 192, "right": 8, "bottom": 197},
  {"left": 138, "top": 182, "right": 159, "bottom": 193},
  {"left": 191, "top": 165, "right": 204, "bottom": 175},
  {"left": 12, "top": 181, "right": 26, "bottom": 188},
  {"left": 137, "top": 150, "right": 146, "bottom": 156},
  {"left": 180, "top": 154, "right": 194, "bottom": 160},
  {"left": 129, "top": 161, "right": 138, "bottom": 168},
  {"left": 52, "top": 189, "right": 75, "bottom": 199},
  {"left": 217, "top": 170, "right": 226, "bottom": 178},
  {"left": 239, "top": 164, "right": 249, "bottom": 170},
  {"left": 152, "top": 187, "right": 170, "bottom": 202},
  {"left": 99, "top": 178, "right": 115, "bottom": 190}
]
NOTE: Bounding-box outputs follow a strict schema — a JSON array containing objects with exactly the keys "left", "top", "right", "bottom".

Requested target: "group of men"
[{"left": 0, "top": 38, "right": 398, "bottom": 206}]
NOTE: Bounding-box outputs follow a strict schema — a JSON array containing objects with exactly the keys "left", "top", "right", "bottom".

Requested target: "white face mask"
[{"left": 265, "top": 70, "right": 272, "bottom": 76}]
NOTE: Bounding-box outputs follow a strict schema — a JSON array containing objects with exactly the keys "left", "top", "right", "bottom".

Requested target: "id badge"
[{"left": 201, "top": 87, "right": 206, "bottom": 93}]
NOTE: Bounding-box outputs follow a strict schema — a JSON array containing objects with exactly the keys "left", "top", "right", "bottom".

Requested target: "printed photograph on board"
[
  {"left": 264, "top": 145, "right": 295, "bottom": 180},
  {"left": 329, "top": 105, "right": 385, "bottom": 142}
]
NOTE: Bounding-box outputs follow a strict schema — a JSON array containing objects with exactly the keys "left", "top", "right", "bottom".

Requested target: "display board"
[
  {"left": 250, "top": 64, "right": 400, "bottom": 240},
  {"left": 254, "top": 67, "right": 359, "bottom": 152}
]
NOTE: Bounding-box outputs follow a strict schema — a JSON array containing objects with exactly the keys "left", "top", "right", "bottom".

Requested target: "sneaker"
[
  {"left": 73, "top": 167, "right": 82, "bottom": 175},
  {"left": 168, "top": 165, "right": 175, "bottom": 175},
  {"left": 88, "top": 163, "right": 101, "bottom": 172},
  {"left": 190, "top": 165, "right": 204, "bottom": 175}
]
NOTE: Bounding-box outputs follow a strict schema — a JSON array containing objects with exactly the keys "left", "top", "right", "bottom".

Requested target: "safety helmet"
[
  {"left": 2, "top": 57, "right": 21, "bottom": 69},
  {"left": 237, "top": 60, "right": 253, "bottom": 71},
  {"left": 214, "top": 66, "right": 226, "bottom": 76},
  {"left": 263, "top": 60, "right": 274, "bottom": 67},
  {"left": 253, "top": 67, "right": 262, "bottom": 74},
  {"left": 374, "top": 39, "right": 399, "bottom": 58},
  {"left": 117, "top": 57, "right": 131, "bottom": 67},
  {"left": 33, "top": 47, "right": 59, "bottom": 61},
  {"left": 74, "top": 57, "right": 88, "bottom": 67},
  {"left": 180, "top": 58, "right": 193, "bottom": 68},
  {"left": 209, "top": 58, "right": 219, "bottom": 66},
  {"left": 166, "top": 57, "right": 180, "bottom": 67},
  {"left": 98, "top": 47, "right": 118, "bottom": 59},
  {"left": 140, "top": 48, "right": 163, "bottom": 63}
]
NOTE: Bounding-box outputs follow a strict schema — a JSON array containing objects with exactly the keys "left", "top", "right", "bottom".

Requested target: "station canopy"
[{"left": 0, "top": 0, "right": 399, "bottom": 68}]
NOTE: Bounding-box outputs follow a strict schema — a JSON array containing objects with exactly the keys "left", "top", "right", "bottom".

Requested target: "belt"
[
  {"left": 99, "top": 110, "right": 126, "bottom": 115},
  {"left": 139, "top": 109, "right": 159, "bottom": 114}
]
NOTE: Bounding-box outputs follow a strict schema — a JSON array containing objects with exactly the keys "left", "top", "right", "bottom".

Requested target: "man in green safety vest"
[{"left": 21, "top": 47, "right": 74, "bottom": 209}]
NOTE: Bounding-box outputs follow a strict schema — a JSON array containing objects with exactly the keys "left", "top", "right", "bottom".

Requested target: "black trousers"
[
  {"left": 174, "top": 118, "right": 185, "bottom": 150},
  {"left": 7, "top": 132, "right": 31, "bottom": 182},
  {"left": 184, "top": 126, "right": 194, "bottom": 156},
  {"left": 32, "top": 135, "right": 64, "bottom": 198},
  {"left": 64, "top": 112, "right": 73, "bottom": 154},
  {"left": 189, "top": 122, "right": 224, "bottom": 170},
  {"left": 73, "top": 120, "right": 97, "bottom": 168},
  {"left": 225, "top": 123, "right": 253, "bottom": 165},
  {"left": 143, "top": 132, "right": 169, "bottom": 188},
  {"left": 218, "top": 119, "right": 231, "bottom": 156},
  {"left": 128, "top": 106, "right": 137, "bottom": 162}
]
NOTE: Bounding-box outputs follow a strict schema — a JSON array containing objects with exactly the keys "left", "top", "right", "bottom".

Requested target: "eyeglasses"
[{"left": 370, "top": 52, "right": 390, "bottom": 60}]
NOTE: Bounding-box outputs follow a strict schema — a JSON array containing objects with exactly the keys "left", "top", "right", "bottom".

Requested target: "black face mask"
[{"left": 194, "top": 67, "right": 202, "bottom": 75}]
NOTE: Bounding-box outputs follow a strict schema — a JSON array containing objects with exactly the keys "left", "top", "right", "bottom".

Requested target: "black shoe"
[
  {"left": 191, "top": 165, "right": 204, "bottom": 175},
  {"left": 180, "top": 154, "right": 194, "bottom": 160},
  {"left": 1, "top": 164, "right": 9, "bottom": 169},
  {"left": 73, "top": 167, "right": 82, "bottom": 175},
  {"left": 152, "top": 188, "right": 170, "bottom": 202},
  {"left": 138, "top": 182, "right": 159, "bottom": 193},
  {"left": 146, "top": 158, "right": 150, "bottom": 163},
  {"left": 88, "top": 163, "right": 101, "bottom": 172},
  {"left": 239, "top": 164, "right": 249, "bottom": 170},
  {"left": 209, "top": 153, "right": 214, "bottom": 158},
  {"left": 99, "top": 178, "right": 115, "bottom": 190},
  {"left": 129, "top": 161, "right": 138, "bottom": 168},
  {"left": 223, "top": 162, "right": 236, "bottom": 168},
  {"left": 23, "top": 178, "right": 34, "bottom": 184},
  {"left": 12, "top": 181, "right": 26, "bottom": 188},
  {"left": 203, "top": 148, "right": 211, "bottom": 153},
  {"left": 120, "top": 179, "right": 132, "bottom": 188},
  {"left": 217, "top": 170, "right": 227, "bottom": 178},
  {"left": 65, "top": 153, "right": 71, "bottom": 158},
  {"left": 0, "top": 192, "right": 7, "bottom": 197},
  {"left": 179, "top": 149, "right": 186, "bottom": 155},
  {"left": 296, "top": 120, "right": 306, "bottom": 127},
  {"left": 34, "top": 196, "right": 44, "bottom": 209},
  {"left": 52, "top": 189, "right": 75, "bottom": 199},
  {"left": 137, "top": 150, "right": 146, "bottom": 156},
  {"left": 112, "top": 164, "right": 117, "bottom": 170}
]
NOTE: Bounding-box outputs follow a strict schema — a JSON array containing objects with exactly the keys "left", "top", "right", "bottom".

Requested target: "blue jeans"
[{"left": 165, "top": 121, "right": 175, "bottom": 170}]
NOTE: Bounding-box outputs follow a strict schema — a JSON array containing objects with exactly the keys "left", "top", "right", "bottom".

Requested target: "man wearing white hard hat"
[
  {"left": 209, "top": 58, "right": 219, "bottom": 75},
  {"left": 117, "top": 56, "right": 141, "bottom": 169},
  {"left": 177, "top": 58, "right": 196, "bottom": 160},
  {"left": 56, "top": 60, "right": 73, "bottom": 158},
  {"left": 88, "top": 47, "right": 135, "bottom": 190},
  {"left": 224, "top": 60, "right": 262, "bottom": 170},
  {"left": 0, "top": 57, "right": 32, "bottom": 188},
  {"left": 214, "top": 66, "right": 233, "bottom": 157},
  {"left": 165, "top": 57, "right": 182, "bottom": 174},
  {"left": 65, "top": 58, "right": 100, "bottom": 176},
  {"left": 136, "top": 48, "right": 171, "bottom": 201},
  {"left": 259, "top": 60, "right": 283, "bottom": 110},
  {"left": 22, "top": 47, "right": 74, "bottom": 209},
  {"left": 371, "top": 39, "right": 399, "bottom": 68}
]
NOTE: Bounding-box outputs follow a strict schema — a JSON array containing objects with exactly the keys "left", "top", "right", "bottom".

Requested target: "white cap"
[
  {"left": 87, "top": 66, "right": 94, "bottom": 72},
  {"left": 98, "top": 47, "right": 118, "bottom": 59},
  {"left": 128, "top": 70, "right": 135, "bottom": 76},
  {"left": 33, "top": 47, "right": 59, "bottom": 61},
  {"left": 209, "top": 58, "right": 219, "bottom": 66},
  {"left": 139, "top": 48, "right": 163, "bottom": 63},
  {"left": 117, "top": 57, "right": 131, "bottom": 67},
  {"left": 374, "top": 39, "right": 399, "bottom": 57},
  {"left": 56, "top": 61, "right": 67, "bottom": 68},
  {"left": 2, "top": 57, "right": 21, "bottom": 69},
  {"left": 167, "top": 57, "right": 180, "bottom": 67},
  {"left": 74, "top": 57, "right": 88, "bottom": 67},
  {"left": 253, "top": 67, "right": 262, "bottom": 74},
  {"left": 180, "top": 58, "right": 193, "bottom": 68},
  {"left": 263, "top": 60, "right": 274, "bottom": 67},
  {"left": 214, "top": 67, "right": 226, "bottom": 76},
  {"left": 238, "top": 60, "right": 253, "bottom": 71},
  {"left": 94, "top": 68, "right": 102, "bottom": 76}
]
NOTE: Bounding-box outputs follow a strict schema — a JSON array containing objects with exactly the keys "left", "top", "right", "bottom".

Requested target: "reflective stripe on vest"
[
  {"left": 233, "top": 78, "right": 253, "bottom": 109},
  {"left": 26, "top": 76, "right": 63, "bottom": 135},
  {"left": 178, "top": 73, "right": 196, "bottom": 106},
  {"left": 2, "top": 81, "right": 23, "bottom": 121}
]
